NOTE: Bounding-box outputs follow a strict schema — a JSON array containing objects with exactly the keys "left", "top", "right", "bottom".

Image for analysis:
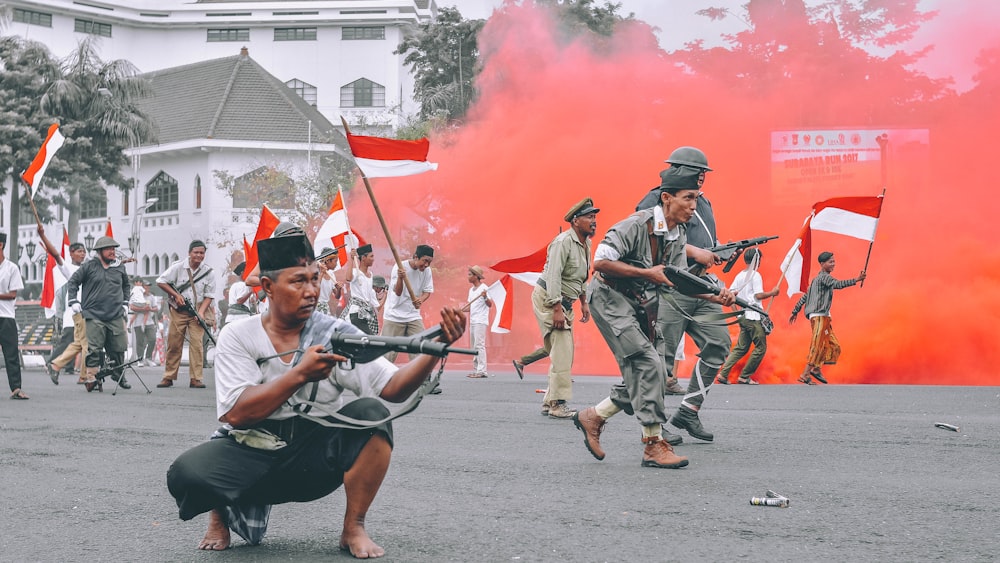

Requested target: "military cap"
[
  {"left": 564, "top": 198, "right": 600, "bottom": 222},
  {"left": 316, "top": 247, "right": 338, "bottom": 261},
  {"left": 93, "top": 236, "right": 120, "bottom": 250}
]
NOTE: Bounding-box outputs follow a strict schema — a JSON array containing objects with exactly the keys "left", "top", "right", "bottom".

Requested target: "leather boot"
[
  {"left": 664, "top": 375, "right": 685, "bottom": 395},
  {"left": 669, "top": 406, "right": 714, "bottom": 442},
  {"left": 641, "top": 436, "right": 689, "bottom": 468},
  {"left": 572, "top": 407, "right": 607, "bottom": 460}
]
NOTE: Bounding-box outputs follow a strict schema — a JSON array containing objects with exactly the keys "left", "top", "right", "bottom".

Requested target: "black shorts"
[{"left": 167, "top": 398, "right": 392, "bottom": 520}]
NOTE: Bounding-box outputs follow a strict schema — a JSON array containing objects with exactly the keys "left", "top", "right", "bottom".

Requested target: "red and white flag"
[
  {"left": 313, "top": 189, "right": 367, "bottom": 268},
  {"left": 244, "top": 205, "right": 281, "bottom": 280},
  {"left": 41, "top": 227, "right": 71, "bottom": 318},
  {"left": 781, "top": 196, "right": 884, "bottom": 296},
  {"left": 488, "top": 245, "right": 549, "bottom": 333},
  {"left": 21, "top": 124, "right": 65, "bottom": 197},
  {"left": 345, "top": 130, "right": 438, "bottom": 178}
]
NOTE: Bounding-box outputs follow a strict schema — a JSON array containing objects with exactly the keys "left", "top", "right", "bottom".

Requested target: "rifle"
[
  {"left": 691, "top": 235, "right": 779, "bottom": 275},
  {"left": 165, "top": 282, "right": 217, "bottom": 346},
  {"left": 256, "top": 324, "right": 478, "bottom": 369},
  {"left": 664, "top": 265, "right": 770, "bottom": 318}
]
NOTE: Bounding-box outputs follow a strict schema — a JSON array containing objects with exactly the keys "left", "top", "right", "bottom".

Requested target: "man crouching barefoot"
[{"left": 166, "top": 233, "right": 465, "bottom": 558}]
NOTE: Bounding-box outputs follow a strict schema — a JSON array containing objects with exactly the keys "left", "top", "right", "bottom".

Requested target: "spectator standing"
[{"left": 0, "top": 232, "right": 27, "bottom": 400}]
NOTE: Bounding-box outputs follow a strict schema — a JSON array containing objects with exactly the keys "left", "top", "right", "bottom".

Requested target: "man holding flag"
[
  {"left": 36, "top": 221, "right": 88, "bottom": 384},
  {"left": 789, "top": 252, "right": 865, "bottom": 384}
]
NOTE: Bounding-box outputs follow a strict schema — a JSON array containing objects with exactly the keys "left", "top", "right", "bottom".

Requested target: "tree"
[
  {"left": 536, "top": 0, "right": 631, "bottom": 40},
  {"left": 673, "top": 0, "right": 950, "bottom": 125},
  {"left": 39, "top": 36, "right": 157, "bottom": 242},
  {"left": 396, "top": 7, "right": 485, "bottom": 121},
  {"left": 0, "top": 35, "right": 61, "bottom": 257}
]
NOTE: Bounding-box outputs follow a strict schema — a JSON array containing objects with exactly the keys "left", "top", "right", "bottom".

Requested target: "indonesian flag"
[
  {"left": 105, "top": 218, "right": 114, "bottom": 238},
  {"left": 21, "top": 124, "right": 65, "bottom": 197},
  {"left": 41, "top": 227, "right": 71, "bottom": 318},
  {"left": 781, "top": 196, "right": 884, "bottom": 296},
  {"left": 244, "top": 205, "right": 281, "bottom": 280},
  {"left": 488, "top": 245, "right": 549, "bottom": 333},
  {"left": 345, "top": 130, "right": 438, "bottom": 178},
  {"left": 313, "top": 190, "right": 367, "bottom": 268}
]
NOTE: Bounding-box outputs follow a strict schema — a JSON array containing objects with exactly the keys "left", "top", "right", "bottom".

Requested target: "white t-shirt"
[
  {"left": 129, "top": 285, "right": 155, "bottom": 327},
  {"left": 467, "top": 283, "right": 490, "bottom": 325},
  {"left": 0, "top": 259, "right": 24, "bottom": 319},
  {"left": 348, "top": 268, "right": 380, "bottom": 314},
  {"left": 319, "top": 275, "right": 336, "bottom": 304},
  {"left": 383, "top": 261, "right": 433, "bottom": 323},
  {"left": 57, "top": 262, "right": 81, "bottom": 326},
  {"left": 214, "top": 315, "right": 397, "bottom": 421},
  {"left": 729, "top": 269, "right": 764, "bottom": 321},
  {"left": 227, "top": 280, "right": 253, "bottom": 314}
]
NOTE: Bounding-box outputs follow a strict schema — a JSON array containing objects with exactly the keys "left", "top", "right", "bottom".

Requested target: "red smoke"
[{"left": 346, "top": 1, "right": 1000, "bottom": 385}]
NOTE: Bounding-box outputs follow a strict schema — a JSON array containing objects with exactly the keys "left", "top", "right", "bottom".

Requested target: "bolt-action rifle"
[{"left": 690, "top": 235, "right": 779, "bottom": 275}]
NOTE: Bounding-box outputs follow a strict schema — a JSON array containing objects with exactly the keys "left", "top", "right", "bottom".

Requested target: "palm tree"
[{"left": 39, "top": 36, "right": 157, "bottom": 241}]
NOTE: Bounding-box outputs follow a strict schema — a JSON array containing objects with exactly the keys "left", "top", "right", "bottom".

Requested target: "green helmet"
[
  {"left": 665, "top": 146, "right": 712, "bottom": 171},
  {"left": 93, "top": 236, "right": 120, "bottom": 250}
]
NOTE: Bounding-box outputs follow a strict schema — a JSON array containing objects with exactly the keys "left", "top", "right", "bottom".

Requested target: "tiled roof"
[{"left": 137, "top": 50, "right": 343, "bottom": 147}]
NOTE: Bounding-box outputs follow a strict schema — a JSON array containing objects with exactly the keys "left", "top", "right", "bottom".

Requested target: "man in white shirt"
[
  {"left": 37, "top": 221, "right": 88, "bottom": 384},
  {"left": 342, "top": 244, "right": 383, "bottom": 334},
  {"left": 716, "top": 248, "right": 779, "bottom": 385},
  {"left": 0, "top": 232, "right": 27, "bottom": 400},
  {"left": 381, "top": 244, "right": 434, "bottom": 362},
  {"left": 462, "top": 265, "right": 493, "bottom": 378},
  {"left": 225, "top": 262, "right": 255, "bottom": 324},
  {"left": 165, "top": 233, "right": 466, "bottom": 557},
  {"left": 156, "top": 240, "right": 216, "bottom": 389},
  {"left": 129, "top": 279, "right": 159, "bottom": 367}
]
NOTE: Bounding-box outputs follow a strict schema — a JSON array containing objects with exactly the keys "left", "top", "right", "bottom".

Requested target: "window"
[
  {"left": 207, "top": 28, "right": 249, "bottom": 42},
  {"left": 341, "top": 78, "right": 385, "bottom": 108},
  {"left": 13, "top": 8, "right": 53, "bottom": 27},
  {"left": 153, "top": 255, "right": 160, "bottom": 275},
  {"left": 146, "top": 171, "right": 179, "bottom": 212},
  {"left": 80, "top": 197, "right": 107, "bottom": 220},
  {"left": 122, "top": 191, "right": 130, "bottom": 216},
  {"left": 285, "top": 79, "right": 317, "bottom": 106},
  {"left": 75, "top": 18, "right": 112, "bottom": 37},
  {"left": 143, "top": 256, "right": 150, "bottom": 276},
  {"left": 232, "top": 166, "right": 294, "bottom": 209},
  {"left": 274, "top": 27, "right": 316, "bottom": 41},
  {"left": 342, "top": 26, "right": 385, "bottom": 40},
  {"left": 18, "top": 204, "right": 34, "bottom": 225},
  {"left": 195, "top": 175, "right": 202, "bottom": 209}
]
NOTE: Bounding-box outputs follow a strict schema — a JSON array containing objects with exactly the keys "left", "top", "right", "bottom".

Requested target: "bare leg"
[
  {"left": 339, "top": 434, "right": 392, "bottom": 559},
  {"left": 198, "top": 509, "right": 231, "bottom": 551}
]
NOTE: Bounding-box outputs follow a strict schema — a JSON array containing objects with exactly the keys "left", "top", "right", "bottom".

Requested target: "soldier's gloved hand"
[{"left": 71, "top": 302, "right": 82, "bottom": 314}]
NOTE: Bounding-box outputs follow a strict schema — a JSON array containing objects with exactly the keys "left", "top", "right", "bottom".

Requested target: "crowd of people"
[{"left": 4, "top": 146, "right": 867, "bottom": 560}]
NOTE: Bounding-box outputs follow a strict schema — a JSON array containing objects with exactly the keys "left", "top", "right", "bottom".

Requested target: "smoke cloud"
[{"left": 346, "top": 1, "right": 1000, "bottom": 385}]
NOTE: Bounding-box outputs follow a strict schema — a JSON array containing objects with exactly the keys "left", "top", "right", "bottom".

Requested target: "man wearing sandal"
[{"left": 0, "top": 232, "right": 28, "bottom": 400}]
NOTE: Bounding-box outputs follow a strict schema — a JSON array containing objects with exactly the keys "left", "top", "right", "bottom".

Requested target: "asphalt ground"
[{"left": 1, "top": 364, "right": 998, "bottom": 563}]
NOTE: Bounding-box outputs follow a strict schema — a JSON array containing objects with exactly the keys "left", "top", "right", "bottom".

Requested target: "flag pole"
[
  {"left": 21, "top": 178, "right": 44, "bottom": 226},
  {"left": 340, "top": 116, "right": 419, "bottom": 305},
  {"left": 859, "top": 189, "right": 885, "bottom": 288}
]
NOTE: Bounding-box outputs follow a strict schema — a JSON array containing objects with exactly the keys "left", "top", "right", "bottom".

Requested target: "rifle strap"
[
  {"left": 661, "top": 291, "right": 743, "bottom": 326},
  {"left": 290, "top": 359, "right": 446, "bottom": 429},
  {"left": 173, "top": 267, "right": 213, "bottom": 296}
]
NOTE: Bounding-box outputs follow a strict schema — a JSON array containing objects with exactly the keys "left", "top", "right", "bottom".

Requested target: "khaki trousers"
[
  {"left": 51, "top": 313, "right": 87, "bottom": 372},
  {"left": 531, "top": 286, "right": 574, "bottom": 403},
  {"left": 163, "top": 308, "right": 205, "bottom": 382}
]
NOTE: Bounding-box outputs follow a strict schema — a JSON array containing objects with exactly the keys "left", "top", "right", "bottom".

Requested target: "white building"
[{"left": 3, "top": 0, "right": 437, "bottom": 295}]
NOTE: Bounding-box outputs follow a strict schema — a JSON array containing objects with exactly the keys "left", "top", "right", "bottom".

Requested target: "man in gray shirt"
[
  {"left": 67, "top": 236, "right": 132, "bottom": 392},
  {"left": 789, "top": 251, "right": 865, "bottom": 384}
]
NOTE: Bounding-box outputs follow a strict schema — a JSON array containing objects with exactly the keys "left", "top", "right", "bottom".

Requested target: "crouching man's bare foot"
[
  {"left": 340, "top": 524, "right": 384, "bottom": 559},
  {"left": 198, "top": 509, "right": 231, "bottom": 551}
]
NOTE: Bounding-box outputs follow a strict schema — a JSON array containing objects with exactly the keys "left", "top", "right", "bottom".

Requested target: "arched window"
[
  {"left": 22, "top": 265, "right": 28, "bottom": 280},
  {"left": 340, "top": 78, "right": 385, "bottom": 108},
  {"left": 122, "top": 190, "right": 130, "bottom": 216},
  {"left": 171, "top": 253, "right": 179, "bottom": 263},
  {"left": 195, "top": 175, "right": 202, "bottom": 209},
  {"left": 146, "top": 171, "right": 179, "bottom": 212},
  {"left": 143, "top": 256, "right": 150, "bottom": 276},
  {"left": 153, "top": 255, "right": 160, "bottom": 274},
  {"left": 285, "top": 78, "right": 318, "bottom": 106}
]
